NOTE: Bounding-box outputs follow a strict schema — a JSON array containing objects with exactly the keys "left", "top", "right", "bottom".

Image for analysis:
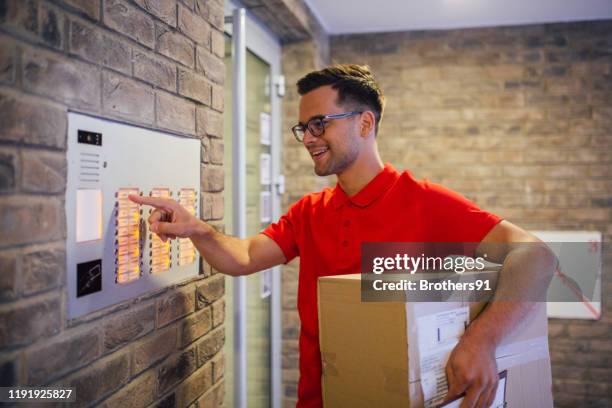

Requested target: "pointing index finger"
[{"left": 128, "top": 194, "right": 175, "bottom": 211}]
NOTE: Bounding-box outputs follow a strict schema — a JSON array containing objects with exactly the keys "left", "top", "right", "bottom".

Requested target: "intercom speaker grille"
[{"left": 79, "top": 152, "right": 101, "bottom": 183}]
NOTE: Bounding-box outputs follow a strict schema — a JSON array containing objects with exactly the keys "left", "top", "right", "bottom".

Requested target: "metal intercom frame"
[{"left": 66, "top": 112, "right": 201, "bottom": 319}]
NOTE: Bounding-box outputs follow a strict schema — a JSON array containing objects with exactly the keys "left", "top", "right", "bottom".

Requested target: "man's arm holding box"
[{"left": 444, "top": 220, "right": 557, "bottom": 408}]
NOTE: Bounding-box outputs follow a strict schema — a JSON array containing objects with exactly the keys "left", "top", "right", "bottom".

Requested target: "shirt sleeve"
[
  {"left": 260, "top": 199, "right": 302, "bottom": 263},
  {"left": 422, "top": 180, "right": 503, "bottom": 244}
]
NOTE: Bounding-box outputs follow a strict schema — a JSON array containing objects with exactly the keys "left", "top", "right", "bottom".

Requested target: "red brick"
[
  {"left": 175, "top": 362, "right": 213, "bottom": 407},
  {"left": 282, "top": 340, "right": 299, "bottom": 370},
  {"left": 156, "top": 287, "right": 195, "bottom": 327},
  {"left": 0, "top": 36, "right": 15, "bottom": 84},
  {"left": 157, "top": 346, "right": 197, "bottom": 394},
  {"left": 589, "top": 339, "right": 612, "bottom": 353},
  {"left": 587, "top": 377, "right": 612, "bottom": 397},
  {"left": 210, "top": 28, "right": 225, "bottom": 59},
  {"left": 0, "top": 295, "right": 61, "bottom": 348},
  {"left": 180, "top": 0, "right": 196, "bottom": 10},
  {"left": 133, "top": 49, "right": 177, "bottom": 92},
  {"left": 0, "top": 196, "right": 63, "bottom": 247},
  {"left": 282, "top": 368, "right": 299, "bottom": 382},
  {"left": 27, "top": 328, "right": 100, "bottom": 384},
  {"left": 178, "top": 68, "right": 212, "bottom": 105},
  {"left": 156, "top": 91, "right": 196, "bottom": 134},
  {"left": 197, "top": 381, "right": 224, "bottom": 408},
  {"left": 211, "top": 353, "right": 223, "bottom": 382},
  {"left": 0, "top": 147, "right": 17, "bottom": 193},
  {"left": 63, "top": 0, "right": 101, "bottom": 21},
  {"left": 98, "top": 369, "right": 156, "bottom": 408},
  {"left": 208, "top": 138, "right": 223, "bottom": 165},
  {"left": 0, "top": 0, "right": 38, "bottom": 40},
  {"left": 196, "top": 46, "right": 224, "bottom": 84},
  {"left": 39, "top": 3, "right": 64, "bottom": 50},
  {"left": 196, "top": 106, "right": 223, "bottom": 138},
  {"left": 196, "top": 327, "right": 223, "bottom": 365},
  {"left": 196, "top": 275, "right": 224, "bottom": 308},
  {"left": 283, "top": 309, "right": 300, "bottom": 338},
  {"left": 22, "top": 47, "right": 100, "bottom": 109},
  {"left": 552, "top": 392, "right": 587, "bottom": 408},
  {"left": 0, "top": 250, "right": 18, "bottom": 301},
  {"left": 211, "top": 299, "right": 224, "bottom": 328},
  {"left": 551, "top": 364, "right": 588, "bottom": 381},
  {"left": 200, "top": 137, "right": 210, "bottom": 164},
  {"left": 0, "top": 353, "right": 19, "bottom": 387},
  {"left": 134, "top": 0, "right": 177, "bottom": 27},
  {"left": 156, "top": 24, "right": 195, "bottom": 67},
  {"left": 69, "top": 18, "right": 131, "bottom": 75},
  {"left": 282, "top": 289, "right": 297, "bottom": 309},
  {"left": 547, "top": 321, "right": 567, "bottom": 337},
  {"left": 201, "top": 191, "right": 223, "bottom": 221},
  {"left": 133, "top": 326, "right": 177, "bottom": 374},
  {"left": 104, "top": 0, "right": 155, "bottom": 48},
  {"left": 178, "top": 4, "right": 210, "bottom": 46},
  {"left": 153, "top": 393, "right": 176, "bottom": 407},
  {"left": 194, "top": 0, "right": 223, "bottom": 30},
  {"left": 200, "top": 164, "right": 223, "bottom": 192},
  {"left": 21, "top": 150, "right": 66, "bottom": 194},
  {"left": 62, "top": 351, "right": 130, "bottom": 406},
  {"left": 0, "top": 92, "right": 66, "bottom": 148},
  {"left": 211, "top": 82, "right": 223, "bottom": 112},
  {"left": 567, "top": 322, "right": 611, "bottom": 339},
  {"left": 21, "top": 244, "right": 65, "bottom": 296},
  {"left": 103, "top": 303, "right": 156, "bottom": 352},
  {"left": 180, "top": 306, "right": 213, "bottom": 347},
  {"left": 103, "top": 71, "right": 155, "bottom": 124}
]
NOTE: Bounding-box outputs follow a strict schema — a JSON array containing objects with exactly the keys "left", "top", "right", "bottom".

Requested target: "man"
[{"left": 130, "top": 65, "right": 556, "bottom": 408}]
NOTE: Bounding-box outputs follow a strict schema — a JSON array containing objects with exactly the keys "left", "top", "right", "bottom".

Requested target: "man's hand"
[
  {"left": 444, "top": 336, "right": 499, "bottom": 408},
  {"left": 128, "top": 195, "right": 205, "bottom": 242}
]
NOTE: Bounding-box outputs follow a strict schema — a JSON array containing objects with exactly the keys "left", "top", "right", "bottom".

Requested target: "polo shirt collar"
[{"left": 331, "top": 163, "right": 400, "bottom": 209}]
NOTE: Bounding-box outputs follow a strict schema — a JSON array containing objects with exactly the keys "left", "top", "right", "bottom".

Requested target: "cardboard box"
[{"left": 318, "top": 273, "right": 553, "bottom": 408}]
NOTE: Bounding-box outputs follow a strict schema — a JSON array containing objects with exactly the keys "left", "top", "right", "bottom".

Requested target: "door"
[{"left": 223, "top": 4, "right": 283, "bottom": 408}]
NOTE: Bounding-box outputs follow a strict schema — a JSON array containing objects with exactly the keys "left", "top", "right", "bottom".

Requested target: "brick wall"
[
  {"left": 279, "top": 20, "right": 612, "bottom": 407},
  {"left": 0, "top": 0, "right": 226, "bottom": 406}
]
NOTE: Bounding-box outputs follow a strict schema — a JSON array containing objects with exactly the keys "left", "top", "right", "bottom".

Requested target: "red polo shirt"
[{"left": 262, "top": 164, "right": 502, "bottom": 407}]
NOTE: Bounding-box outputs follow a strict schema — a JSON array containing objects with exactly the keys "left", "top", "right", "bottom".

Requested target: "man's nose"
[{"left": 302, "top": 128, "right": 317, "bottom": 145}]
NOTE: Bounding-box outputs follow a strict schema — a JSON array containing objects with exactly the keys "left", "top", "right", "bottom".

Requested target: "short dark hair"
[{"left": 296, "top": 64, "right": 385, "bottom": 135}]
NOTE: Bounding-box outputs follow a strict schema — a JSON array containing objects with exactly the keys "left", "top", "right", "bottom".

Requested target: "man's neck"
[{"left": 337, "top": 155, "right": 384, "bottom": 196}]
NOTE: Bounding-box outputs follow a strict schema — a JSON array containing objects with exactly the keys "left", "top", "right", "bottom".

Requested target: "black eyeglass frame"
[{"left": 291, "top": 111, "right": 362, "bottom": 142}]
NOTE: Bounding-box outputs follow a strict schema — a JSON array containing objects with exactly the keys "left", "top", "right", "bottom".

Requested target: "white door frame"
[{"left": 224, "top": 2, "right": 284, "bottom": 407}]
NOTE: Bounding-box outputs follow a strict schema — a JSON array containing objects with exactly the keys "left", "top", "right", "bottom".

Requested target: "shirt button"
[
  {"left": 342, "top": 240, "right": 348, "bottom": 247},
  {"left": 343, "top": 220, "right": 350, "bottom": 227}
]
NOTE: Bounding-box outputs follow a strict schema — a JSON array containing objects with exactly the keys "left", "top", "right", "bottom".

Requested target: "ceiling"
[{"left": 303, "top": 0, "right": 612, "bottom": 35}]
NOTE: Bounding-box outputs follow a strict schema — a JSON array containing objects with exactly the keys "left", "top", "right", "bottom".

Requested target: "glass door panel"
[{"left": 224, "top": 33, "right": 273, "bottom": 408}]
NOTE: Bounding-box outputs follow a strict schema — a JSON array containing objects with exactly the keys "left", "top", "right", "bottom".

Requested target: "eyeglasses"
[{"left": 291, "top": 111, "right": 362, "bottom": 142}]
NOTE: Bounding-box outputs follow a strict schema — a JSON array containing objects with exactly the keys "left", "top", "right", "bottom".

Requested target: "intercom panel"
[{"left": 66, "top": 113, "right": 201, "bottom": 319}]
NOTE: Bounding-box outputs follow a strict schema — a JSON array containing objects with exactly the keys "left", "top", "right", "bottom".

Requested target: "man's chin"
[
  {"left": 313, "top": 162, "right": 333, "bottom": 177},
  {"left": 314, "top": 166, "right": 329, "bottom": 177}
]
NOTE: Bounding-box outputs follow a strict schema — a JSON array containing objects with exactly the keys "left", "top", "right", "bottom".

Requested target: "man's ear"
[{"left": 360, "top": 111, "right": 376, "bottom": 138}]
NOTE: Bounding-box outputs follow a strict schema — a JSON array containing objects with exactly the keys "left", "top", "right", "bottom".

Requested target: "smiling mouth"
[{"left": 310, "top": 147, "right": 329, "bottom": 158}]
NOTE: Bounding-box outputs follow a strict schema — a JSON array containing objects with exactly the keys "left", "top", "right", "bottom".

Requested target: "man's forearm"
[
  {"left": 189, "top": 220, "right": 253, "bottom": 277},
  {"left": 465, "top": 243, "right": 557, "bottom": 347}
]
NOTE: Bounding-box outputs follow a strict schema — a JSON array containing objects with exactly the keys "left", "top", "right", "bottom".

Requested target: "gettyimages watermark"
[{"left": 360, "top": 242, "right": 603, "bottom": 303}]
